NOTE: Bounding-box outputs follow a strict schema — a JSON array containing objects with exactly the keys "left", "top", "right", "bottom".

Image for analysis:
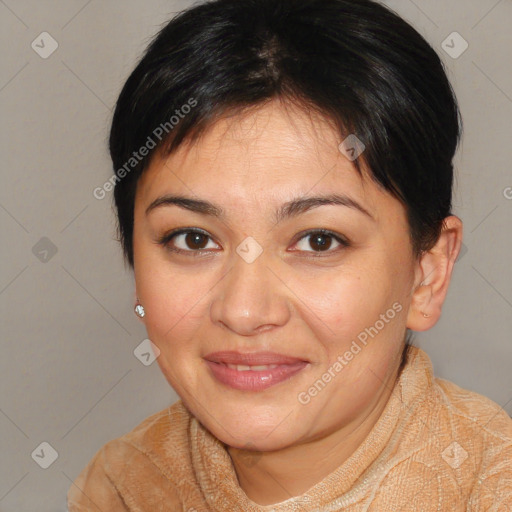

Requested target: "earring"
[
  {"left": 422, "top": 312, "right": 430, "bottom": 318},
  {"left": 134, "top": 300, "right": 145, "bottom": 318}
]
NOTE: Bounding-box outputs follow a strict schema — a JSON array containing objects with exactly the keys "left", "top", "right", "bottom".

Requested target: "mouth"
[{"left": 203, "top": 351, "right": 310, "bottom": 391}]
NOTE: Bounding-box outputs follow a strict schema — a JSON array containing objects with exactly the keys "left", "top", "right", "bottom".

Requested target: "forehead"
[{"left": 135, "top": 100, "right": 399, "bottom": 223}]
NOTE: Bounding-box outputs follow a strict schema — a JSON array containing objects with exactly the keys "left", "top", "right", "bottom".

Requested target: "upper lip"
[{"left": 204, "top": 351, "right": 308, "bottom": 365}]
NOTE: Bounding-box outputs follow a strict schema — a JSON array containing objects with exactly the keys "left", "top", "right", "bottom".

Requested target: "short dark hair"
[{"left": 110, "top": 0, "right": 462, "bottom": 269}]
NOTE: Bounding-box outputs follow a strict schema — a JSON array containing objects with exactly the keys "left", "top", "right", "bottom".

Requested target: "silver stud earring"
[{"left": 134, "top": 301, "right": 145, "bottom": 318}]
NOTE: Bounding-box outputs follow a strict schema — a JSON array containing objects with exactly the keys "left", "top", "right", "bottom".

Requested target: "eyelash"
[{"left": 156, "top": 228, "right": 350, "bottom": 258}]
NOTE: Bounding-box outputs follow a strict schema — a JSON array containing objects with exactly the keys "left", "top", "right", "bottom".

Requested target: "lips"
[
  {"left": 203, "top": 351, "right": 309, "bottom": 391},
  {"left": 204, "top": 351, "right": 307, "bottom": 366}
]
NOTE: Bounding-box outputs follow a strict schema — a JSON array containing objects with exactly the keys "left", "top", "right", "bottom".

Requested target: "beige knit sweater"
[{"left": 67, "top": 346, "right": 512, "bottom": 511}]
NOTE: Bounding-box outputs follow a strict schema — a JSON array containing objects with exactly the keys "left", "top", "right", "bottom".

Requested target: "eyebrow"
[{"left": 145, "top": 193, "right": 374, "bottom": 222}]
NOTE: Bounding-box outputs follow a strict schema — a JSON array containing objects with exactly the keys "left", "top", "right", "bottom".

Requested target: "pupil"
[
  {"left": 186, "top": 232, "right": 207, "bottom": 249},
  {"left": 311, "top": 234, "right": 331, "bottom": 251}
]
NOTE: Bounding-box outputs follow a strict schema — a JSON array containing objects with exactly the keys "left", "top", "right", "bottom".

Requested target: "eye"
[
  {"left": 157, "top": 227, "right": 349, "bottom": 257},
  {"left": 158, "top": 228, "right": 220, "bottom": 255},
  {"left": 291, "top": 229, "right": 349, "bottom": 255}
]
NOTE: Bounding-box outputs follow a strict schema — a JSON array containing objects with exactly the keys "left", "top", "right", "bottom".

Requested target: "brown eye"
[
  {"left": 309, "top": 233, "right": 334, "bottom": 251},
  {"left": 183, "top": 232, "right": 209, "bottom": 250},
  {"left": 159, "top": 229, "right": 220, "bottom": 254},
  {"left": 293, "top": 229, "right": 349, "bottom": 254}
]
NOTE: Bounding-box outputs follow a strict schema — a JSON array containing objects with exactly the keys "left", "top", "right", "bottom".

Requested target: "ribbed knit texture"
[{"left": 67, "top": 346, "right": 512, "bottom": 511}]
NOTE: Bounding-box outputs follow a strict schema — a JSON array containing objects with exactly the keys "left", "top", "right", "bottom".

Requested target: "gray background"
[{"left": 1, "top": 1, "right": 511, "bottom": 511}]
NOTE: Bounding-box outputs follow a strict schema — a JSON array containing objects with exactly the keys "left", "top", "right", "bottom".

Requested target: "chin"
[{"left": 195, "top": 406, "right": 307, "bottom": 451}]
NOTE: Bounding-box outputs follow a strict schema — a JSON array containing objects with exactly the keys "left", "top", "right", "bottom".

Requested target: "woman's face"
[{"left": 132, "top": 100, "right": 419, "bottom": 451}]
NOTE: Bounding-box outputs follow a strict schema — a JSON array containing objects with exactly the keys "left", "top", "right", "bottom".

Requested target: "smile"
[{"left": 204, "top": 359, "right": 309, "bottom": 391}]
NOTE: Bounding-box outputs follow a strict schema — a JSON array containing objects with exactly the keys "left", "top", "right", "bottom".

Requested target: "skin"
[{"left": 132, "top": 98, "right": 463, "bottom": 505}]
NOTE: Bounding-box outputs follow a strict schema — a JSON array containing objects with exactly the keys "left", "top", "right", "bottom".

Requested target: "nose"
[{"left": 210, "top": 250, "right": 291, "bottom": 336}]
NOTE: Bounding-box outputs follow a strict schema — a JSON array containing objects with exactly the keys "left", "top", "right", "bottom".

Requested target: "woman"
[{"left": 67, "top": 0, "right": 512, "bottom": 509}]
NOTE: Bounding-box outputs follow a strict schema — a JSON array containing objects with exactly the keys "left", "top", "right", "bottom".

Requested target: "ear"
[{"left": 407, "top": 215, "right": 463, "bottom": 331}]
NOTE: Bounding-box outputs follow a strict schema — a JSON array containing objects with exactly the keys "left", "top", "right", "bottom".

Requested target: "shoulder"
[
  {"left": 119, "top": 400, "right": 192, "bottom": 455},
  {"left": 433, "top": 375, "right": 512, "bottom": 440},
  {"left": 414, "top": 364, "right": 512, "bottom": 507},
  {"left": 432, "top": 376, "right": 512, "bottom": 506},
  {"left": 95, "top": 400, "right": 193, "bottom": 475},
  {"left": 403, "top": 348, "right": 512, "bottom": 447},
  {"left": 67, "top": 401, "right": 191, "bottom": 511},
  {"left": 411, "top": 347, "right": 512, "bottom": 467},
  {"left": 386, "top": 347, "right": 512, "bottom": 508}
]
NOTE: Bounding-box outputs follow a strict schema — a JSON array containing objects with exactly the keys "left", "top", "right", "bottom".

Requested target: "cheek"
[
  {"left": 288, "top": 264, "right": 393, "bottom": 344},
  {"left": 135, "top": 254, "right": 213, "bottom": 350},
  {"left": 136, "top": 261, "right": 214, "bottom": 395},
  {"left": 288, "top": 262, "right": 407, "bottom": 390}
]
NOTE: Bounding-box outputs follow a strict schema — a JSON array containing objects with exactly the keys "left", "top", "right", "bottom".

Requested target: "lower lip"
[{"left": 205, "top": 360, "right": 309, "bottom": 391}]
